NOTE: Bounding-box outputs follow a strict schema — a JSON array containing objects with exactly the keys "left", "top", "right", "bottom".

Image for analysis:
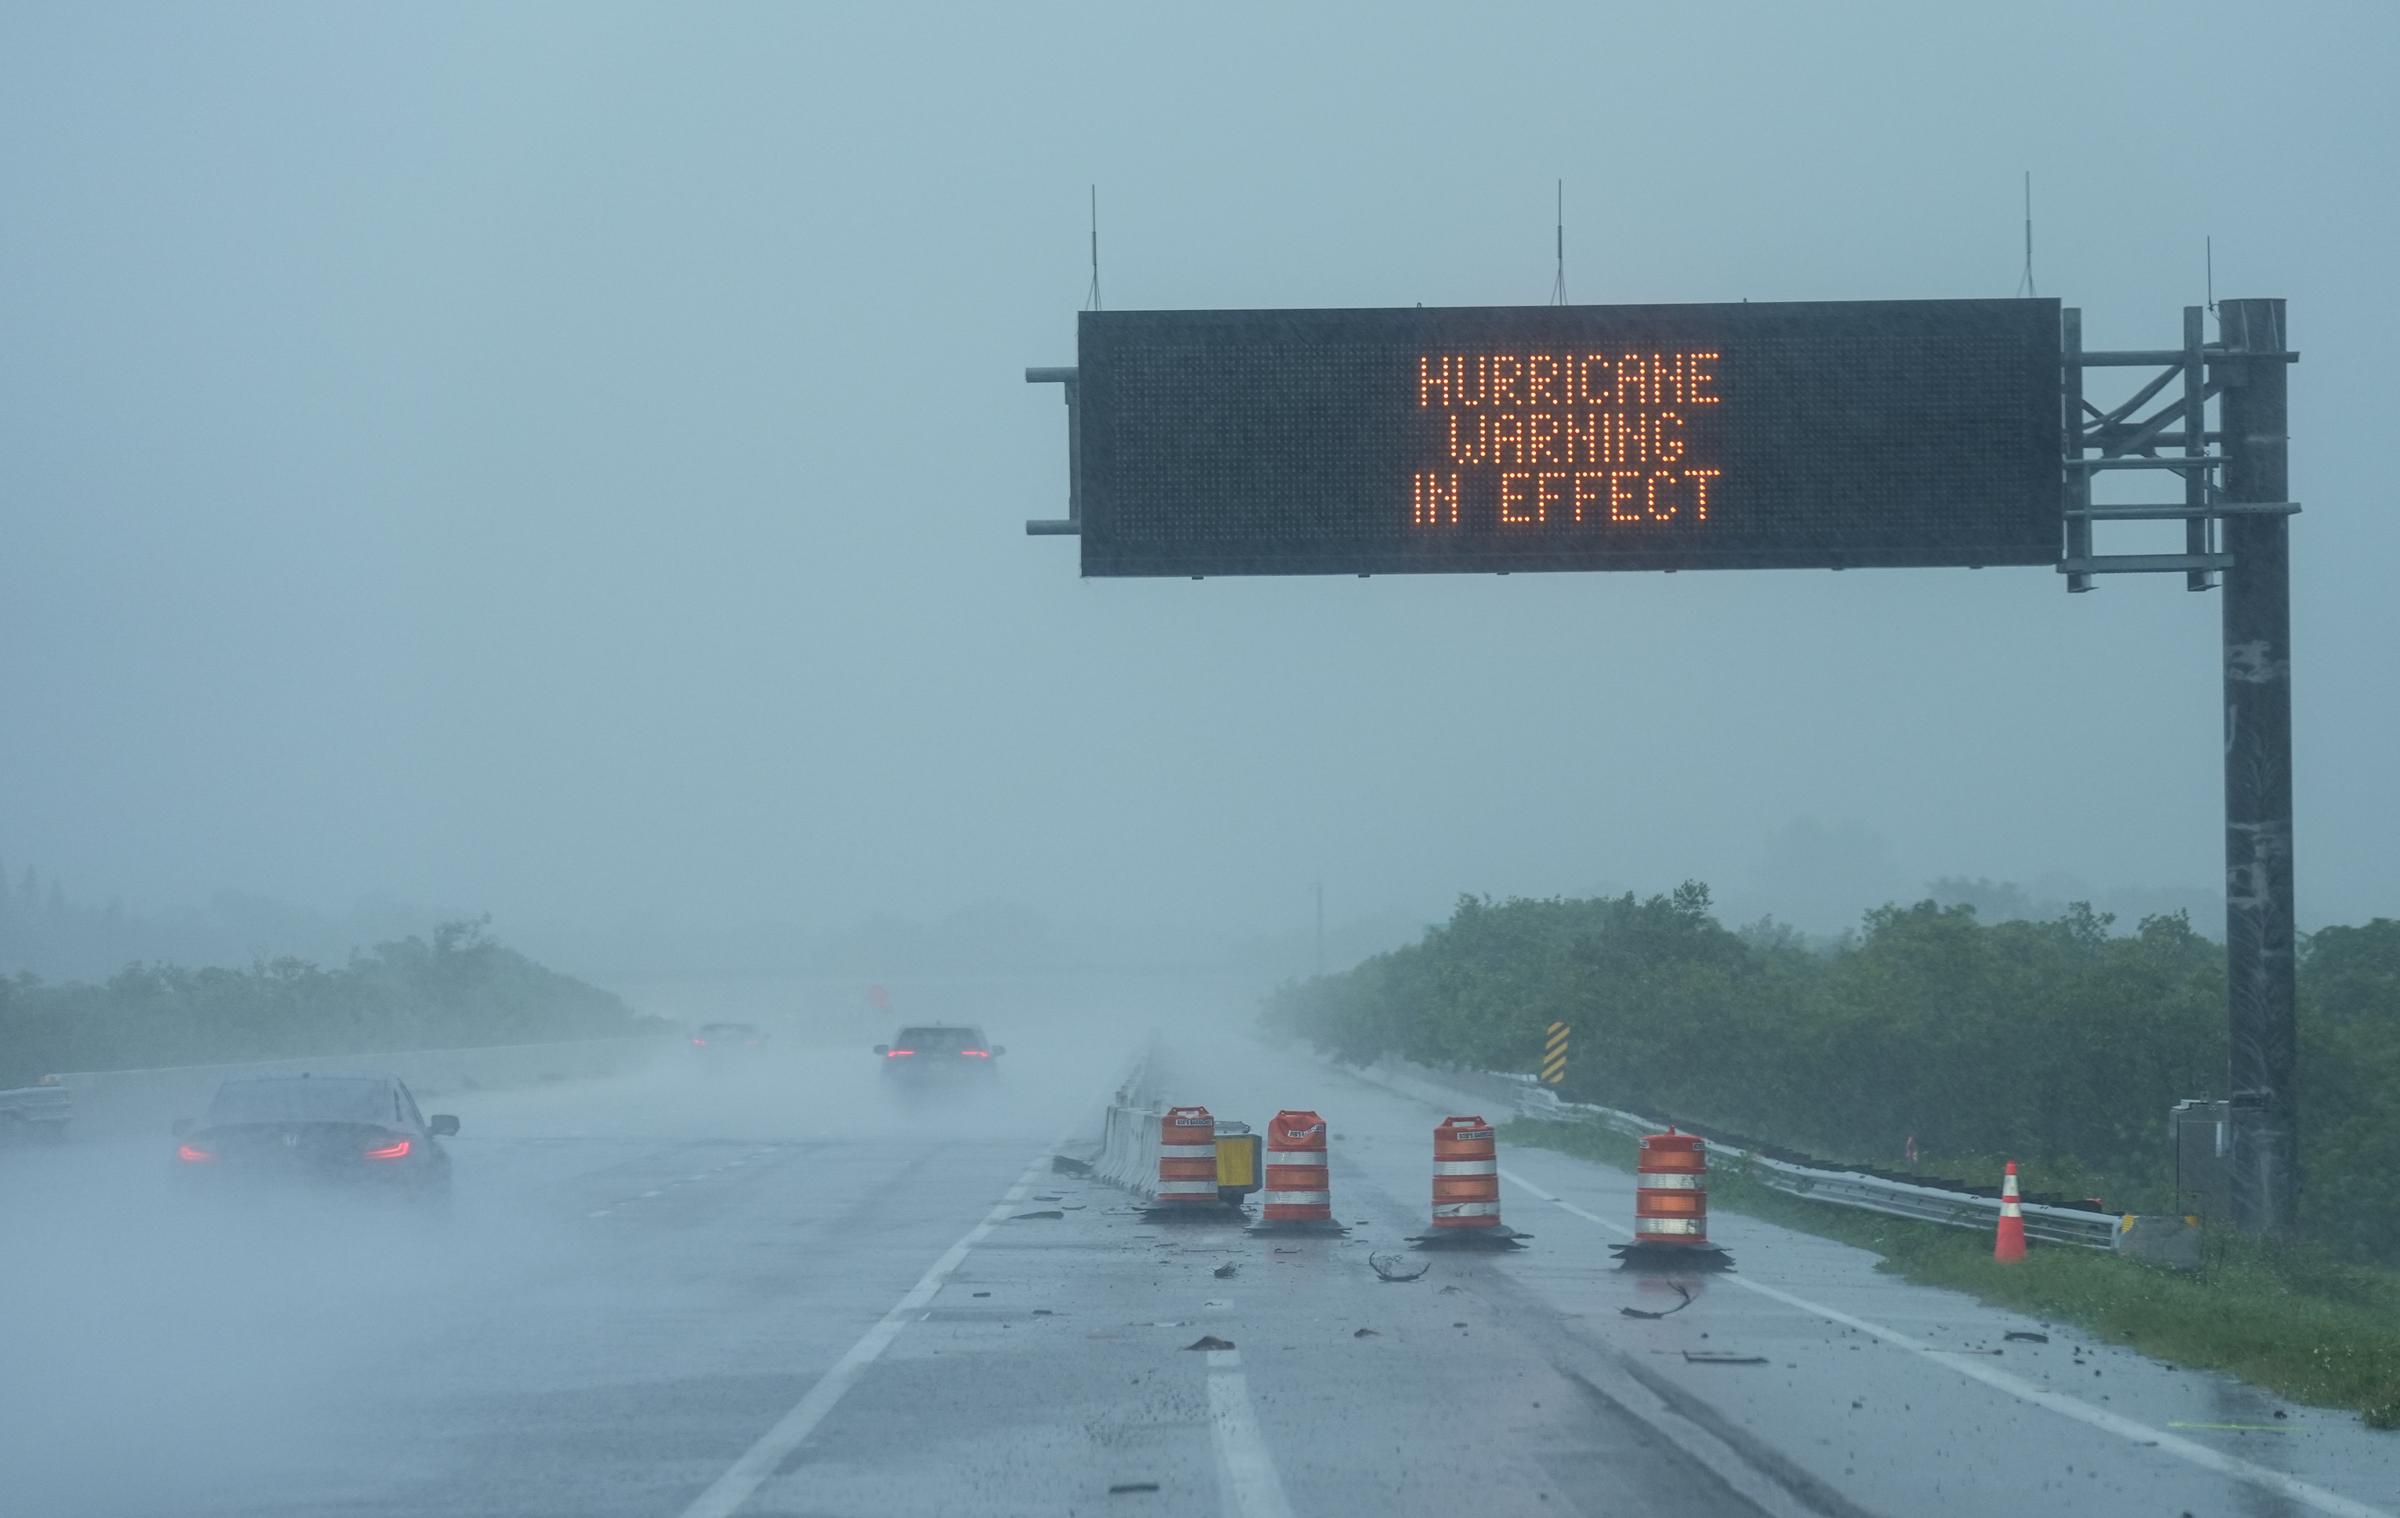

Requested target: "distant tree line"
[
  {"left": 1263, "top": 886, "right": 2400, "bottom": 1264},
  {"left": 0, "top": 852, "right": 468, "bottom": 983},
  {"left": 0, "top": 918, "right": 658, "bottom": 1087},
  {"left": 0, "top": 855, "right": 138, "bottom": 981}
]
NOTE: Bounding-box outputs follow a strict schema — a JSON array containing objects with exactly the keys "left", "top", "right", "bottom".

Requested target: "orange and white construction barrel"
[
  {"left": 1430, "top": 1115, "right": 1503, "bottom": 1231},
  {"left": 1153, "top": 1105, "right": 1220, "bottom": 1211},
  {"left": 1634, "top": 1128, "right": 1711, "bottom": 1246},
  {"left": 1611, "top": 1125, "right": 1733, "bottom": 1269},
  {"left": 1260, "top": 1110, "right": 1334, "bottom": 1227}
]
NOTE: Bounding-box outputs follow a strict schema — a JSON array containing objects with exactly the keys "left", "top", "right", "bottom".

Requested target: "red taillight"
[
  {"left": 363, "top": 1136, "right": 413, "bottom": 1160},
  {"left": 959, "top": 1049, "right": 990, "bottom": 1058},
  {"left": 176, "top": 1142, "right": 216, "bottom": 1164},
  {"left": 885, "top": 1048, "right": 915, "bottom": 1058},
  {"left": 691, "top": 1037, "right": 708, "bottom": 1047}
]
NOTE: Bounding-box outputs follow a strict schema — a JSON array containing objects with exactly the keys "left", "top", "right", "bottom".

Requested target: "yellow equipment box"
[{"left": 1214, "top": 1122, "right": 1261, "bottom": 1199}]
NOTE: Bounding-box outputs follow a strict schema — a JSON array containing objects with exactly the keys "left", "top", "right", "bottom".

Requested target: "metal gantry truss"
[
  {"left": 2060, "top": 303, "right": 2301, "bottom": 591},
  {"left": 2067, "top": 298, "right": 2302, "bottom": 1238}
]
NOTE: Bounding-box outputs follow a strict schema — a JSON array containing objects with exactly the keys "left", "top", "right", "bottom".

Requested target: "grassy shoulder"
[{"left": 1502, "top": 1117, "right": 2400, "bottom": 1430}]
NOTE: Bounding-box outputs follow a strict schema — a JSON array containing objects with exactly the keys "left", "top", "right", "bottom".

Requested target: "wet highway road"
[{"left": 4, "top": 1031, "right": 2396, "bottom": 1518}]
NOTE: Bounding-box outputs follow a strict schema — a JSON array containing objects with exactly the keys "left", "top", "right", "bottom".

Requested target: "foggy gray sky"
[{"left": 3, "top": 2, "right": 2394, "bottom": 971}]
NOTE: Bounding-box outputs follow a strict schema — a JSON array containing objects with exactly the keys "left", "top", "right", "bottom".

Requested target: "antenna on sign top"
[
  {"left": 1084, "top": 186, "right": 1102, "bottom": 312},
  {"left": 2206, "top": 235, "right": 2216, "bottom": 313},
  {"left": 2015, "top": 171, "right": 2037, "bottom": 297},
  {"left": 1549, "top": 179, "right": 1567, "bottom": 305}
]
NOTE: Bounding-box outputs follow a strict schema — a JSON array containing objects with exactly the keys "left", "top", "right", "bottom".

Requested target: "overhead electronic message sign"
[{"left": 1072, "top": 298, "right": 2062, "bottom": 577}]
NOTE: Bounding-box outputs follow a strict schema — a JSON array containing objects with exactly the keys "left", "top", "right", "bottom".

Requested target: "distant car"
[
  {"left": 690, "top": 1021, "right": 769, "bottom": 1055},
  {"left": 875, "top": 1024, "right": 1005, "bottom": 1087},
  {"left": 0, "top": 1075, "right": 71, "bottom": 1143},
  {"left": 172, "top": 1073, "right": 456, "bottom": 1204}
]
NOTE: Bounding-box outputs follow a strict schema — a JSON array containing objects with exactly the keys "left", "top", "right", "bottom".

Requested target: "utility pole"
[{"left": 2217, "top": 297, "right": 2298, "bottom": 1237}]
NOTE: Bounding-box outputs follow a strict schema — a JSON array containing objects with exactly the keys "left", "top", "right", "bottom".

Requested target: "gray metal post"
[
  {"left": 2182, "top": 306, "right": 2215, "bottom": 592},
  {"left": 2061, "top": 309, "right": 2092, "bottom": 592},
  {"left": 2216, "top": 297, "right": 2297, "bottom": 1237}
]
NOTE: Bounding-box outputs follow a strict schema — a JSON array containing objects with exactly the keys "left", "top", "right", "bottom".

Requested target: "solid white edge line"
[
  {"left": 672, "top": 1141, "right": 1062, "bottom": 1518},
  {"left": 1497, "top": 1166, "right": 2395, "bottom": 1518},
  {"left": 1204, "top": 1348, "right": 1298, "bottom": 1518}
]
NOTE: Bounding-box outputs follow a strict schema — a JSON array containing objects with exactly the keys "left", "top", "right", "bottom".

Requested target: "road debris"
[
  {"left": 1108, "top": 1482, "right": 1162, "bottom": 1494},
  {"left": 1353, "top": 1328, "right": 1379, "bottom": 1337},
  {"left": 1212, "top": 1263, "right": 1238, "bottom": 1279},
  {"left": 1011, "top": 1209, "right": 1066, "bottom": 1220},
  {"left": 1681, "top": 1351, "right": 1768, "bottom": 1366},
  {"left": 1183, "top": 1334, "right": 1236, "bottom": 1351},
  {"left": 971, "top": 1291, "right": 991, "bottom": 1298},
  {"left": 1369, "top": 1253, "right": 1430, "bottom": 1283},
  {"left": 2004, "top": 1330, "right": 2050, "bottom": 1344},
  {"left": 1051, "top": 1154, "right": 1094, "bottom": 1176},
  {"left": 1619, "top": 1284, "right": 1694, "bottom": 1320}
]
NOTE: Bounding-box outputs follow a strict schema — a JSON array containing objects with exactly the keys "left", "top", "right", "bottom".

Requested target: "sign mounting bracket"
[{"left": 1024, "top": 366, "right": 1080, "bottom": 536}]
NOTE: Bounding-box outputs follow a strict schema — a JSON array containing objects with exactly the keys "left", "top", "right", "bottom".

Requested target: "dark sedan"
[
  {"left": 690, "top": 1020, "right": 769, "bottom": 1056},
  {"left": 173, "top": 1073, "right": 457, "bottom": 1204},
  {"left": 874, "top": 1024, "right": 1005, "bottom": 1092}
]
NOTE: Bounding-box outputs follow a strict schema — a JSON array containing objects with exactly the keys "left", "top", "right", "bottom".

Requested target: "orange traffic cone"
[{"left": 1993, "top": 1160, "right": 2027, "bottom": 1263}]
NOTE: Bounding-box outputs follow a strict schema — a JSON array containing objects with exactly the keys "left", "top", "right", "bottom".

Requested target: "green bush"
[
  {"left": 0, "top": 918, "right": 651, "bottom": 1085},
  {"left": 1268, "top": 888, "right": 2400, "bottom": 1263}
]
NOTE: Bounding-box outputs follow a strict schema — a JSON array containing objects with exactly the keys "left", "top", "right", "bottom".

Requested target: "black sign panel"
[{"left": 1074, "top": 299, "right": 2062, "bottom": 577}]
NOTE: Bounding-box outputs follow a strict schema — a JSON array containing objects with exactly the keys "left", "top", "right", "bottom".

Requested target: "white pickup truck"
[{"left": 0, "top": 1075, "right": 71, "bottom": 1141}]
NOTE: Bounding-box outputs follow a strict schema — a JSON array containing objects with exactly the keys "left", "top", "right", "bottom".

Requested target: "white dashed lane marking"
[
  {"left": 1205, "top": 1348, "right": 1297, "bottom": 1518},
  {"left": 672, "top": 1143, "right": 1064, "bottom": 1518}
]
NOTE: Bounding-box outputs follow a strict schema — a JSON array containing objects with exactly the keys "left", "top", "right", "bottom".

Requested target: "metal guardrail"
[{"left": 1505, "top": 1078, "right": 2121, "bottom": 1250}]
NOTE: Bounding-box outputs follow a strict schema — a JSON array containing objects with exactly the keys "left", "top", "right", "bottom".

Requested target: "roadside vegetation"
[
  {"left": 1263, "top": 887, "right": 2400, "bottom": 1265},
  {"left": 0, "top": 918, "right": 654, "bottom": 1087},
  {"left": 1506, "top": 1115, "right": 2400, "bottom": 1429}
]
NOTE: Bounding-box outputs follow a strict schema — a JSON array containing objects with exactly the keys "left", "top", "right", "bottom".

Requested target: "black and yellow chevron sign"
[{"left": 1542, "top": 1021, "right": 1569, "bottom": 1085}]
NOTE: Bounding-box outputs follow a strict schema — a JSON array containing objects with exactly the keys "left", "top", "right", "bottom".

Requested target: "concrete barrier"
[
  {"left": 1082, "top": 1042, "right": 1169, "bottom": 1201},
  {"left": 55, "top": 1036, "right": 672, "bottom": 1138}
]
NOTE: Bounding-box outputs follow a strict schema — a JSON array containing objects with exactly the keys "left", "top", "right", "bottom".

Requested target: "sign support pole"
[{"left": 2217, "top": 297, "right": 2298, "bottom": 1238}]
